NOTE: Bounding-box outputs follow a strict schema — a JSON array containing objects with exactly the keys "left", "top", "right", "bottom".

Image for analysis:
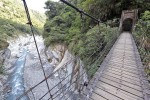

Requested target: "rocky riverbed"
[
  {"left": 0, "top": 34, "right": 88, "bottom": 100},
  {"left": 0, "top": 40, "right": 10, "bottom": 100}
]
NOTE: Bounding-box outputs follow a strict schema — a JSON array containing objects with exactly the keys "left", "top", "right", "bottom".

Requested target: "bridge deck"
[{"left": 85, "top": 32, "right": 150, "bottom": 100}]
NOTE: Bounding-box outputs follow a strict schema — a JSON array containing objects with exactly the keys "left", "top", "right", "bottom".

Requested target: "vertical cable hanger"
[
  {"left": 22, "top": 0, "right": 53, "bottom": 99},
  {"left": 60, "top": 0, "right": 100, "bottom": 23},
  {"left": 98, "top": 21, "right": 101, "bottom": 34}
]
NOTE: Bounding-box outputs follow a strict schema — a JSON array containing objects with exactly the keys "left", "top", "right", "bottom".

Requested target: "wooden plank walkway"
[{"left": 84, "top": 32, "right": 150, "bottom": 100}]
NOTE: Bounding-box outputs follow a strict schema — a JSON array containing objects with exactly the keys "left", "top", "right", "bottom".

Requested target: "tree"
[{"left": 44, "top": 1, "right": 64, "bottom": 19}]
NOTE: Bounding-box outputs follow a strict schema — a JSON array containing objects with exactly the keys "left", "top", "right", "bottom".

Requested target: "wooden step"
[
  {"left": 96, "top": 81, "right": 143, "bottom": 100},
  {"left": 99, "top": 77, "right": 144, "bottom": 98}
]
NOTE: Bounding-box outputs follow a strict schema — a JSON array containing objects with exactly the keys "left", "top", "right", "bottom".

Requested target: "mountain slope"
[{"left": 0, "top": 0, "right": 45, "bottom": 41}]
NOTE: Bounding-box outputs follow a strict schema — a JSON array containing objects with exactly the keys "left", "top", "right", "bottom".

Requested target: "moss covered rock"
[{"left": 0, "top": 39, "right": 9, "bottom": 51}]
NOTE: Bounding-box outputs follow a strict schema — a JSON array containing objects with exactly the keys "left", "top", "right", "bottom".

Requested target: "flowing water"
[
  {"left": 6, "top": 49, "right": 29, "bottom": 100},
  {"left": 4, "top": 35, "right": 45, "bottom": 99},
  {"left": 4, "top": 35, "right": 87, "bottom": 100}
]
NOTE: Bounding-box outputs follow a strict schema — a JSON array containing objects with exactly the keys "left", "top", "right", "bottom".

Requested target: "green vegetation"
[
  {"left": 43, "top": 0, "right": 150, "bottom": 78},
  {"left": 0, "top": 65, "right": 5, "bottom": 75},
  {"left": 43, "top": 0, "right": 119, "bottom": 78},
  {"left": 79, "top": 0, "right": 150, "bottom": 21},
  {"left": 0, "top": 0, "right": 45, "bottom": 29},
  {"left": 0, "top": 39, "right": 9, "bottom": 50},
  {"left": 0, "top": 0, "right": 45, "bottom": 74},
  {"left": 133, "top": 11, "right": 150, "bottom": 75},
  {"left": 0, "top": 0, "right": 45, "bottom": 50}
]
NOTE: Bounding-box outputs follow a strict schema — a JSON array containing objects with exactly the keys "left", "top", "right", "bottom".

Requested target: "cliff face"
[
  {"left": 23, "top": 42, "right": 88, "bottom": 99},
  {"left": 0, "top": 40, "right": 9, "bottom": 100},
  {"left": 0, "top": 33, "right": 87, "bottom": 99},
  {"left": 46, "top": 44, "right": 88, "bottom": 92}
]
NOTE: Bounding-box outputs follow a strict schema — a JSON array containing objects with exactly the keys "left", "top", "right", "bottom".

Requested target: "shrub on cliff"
[
  {"left": 133, "top": 11, "right": 150, "bottom": 70},
  {"left": 0, "top": 65, "right": 4, "bottom": 75},
  {"left": 0, "top": 39, "right": 9, "bottom": 51}
]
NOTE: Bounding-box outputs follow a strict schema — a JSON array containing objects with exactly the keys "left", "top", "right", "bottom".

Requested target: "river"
[
  {"left": 5, "top": 49, "right": 29, "bottom": 100},
  {"left": 3, "top": 34, "right": 87, "bottom": 100}
]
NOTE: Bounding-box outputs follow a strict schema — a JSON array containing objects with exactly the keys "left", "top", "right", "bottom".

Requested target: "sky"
[{"left": 26, "top": 0, "right": 59, "bottom": 13}]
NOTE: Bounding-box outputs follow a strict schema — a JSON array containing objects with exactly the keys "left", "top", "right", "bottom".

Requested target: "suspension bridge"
[
  {"left": 84, "top": 31, "right": 150, "bottom": 100},
  {"left": 16, "top": 0, "right": 150, "bottom": 100},
  {"left": 84, "top": 10, "right": 150, "bottom": 100}
]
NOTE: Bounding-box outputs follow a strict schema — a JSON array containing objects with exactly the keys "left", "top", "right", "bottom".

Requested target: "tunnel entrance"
[{"left": 122, "top": 18, "right": 133, "bottom": 32}]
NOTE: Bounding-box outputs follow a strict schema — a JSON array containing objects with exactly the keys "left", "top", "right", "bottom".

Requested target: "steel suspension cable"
[
  {"left": 21, "top": 0, "right": 53, "bottom": 99},
  {"left": 18, "top": 58, "right": 75, "bottom": 99},
  {"left": 19, "top": 34, "right": 117, "bottom": 99},
  {"left": 64, "top": 28, "right": 115, "bottom": 100},
  {"left": 60, "top": 0, "right": 100, "bottom": 23},
  {"left": 51, "top": 35, "right": 118, "bottom": 99}
]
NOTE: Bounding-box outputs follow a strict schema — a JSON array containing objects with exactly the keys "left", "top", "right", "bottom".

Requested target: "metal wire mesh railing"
[
  {"left": 133, "top": 20, "right": 150, "bottom": 69},
  {"left": 17, "top": 31, "right": 119, "bottom": 100}
]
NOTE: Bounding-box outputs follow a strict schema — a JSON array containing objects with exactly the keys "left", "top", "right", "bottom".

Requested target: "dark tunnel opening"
[{"left": 122, "top": 18, "right": 133, "bottom": 32}]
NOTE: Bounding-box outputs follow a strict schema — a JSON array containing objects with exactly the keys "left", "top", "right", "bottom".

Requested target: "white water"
[{"left": 5, "top": 49, "right": 29, "bottom": 100}]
